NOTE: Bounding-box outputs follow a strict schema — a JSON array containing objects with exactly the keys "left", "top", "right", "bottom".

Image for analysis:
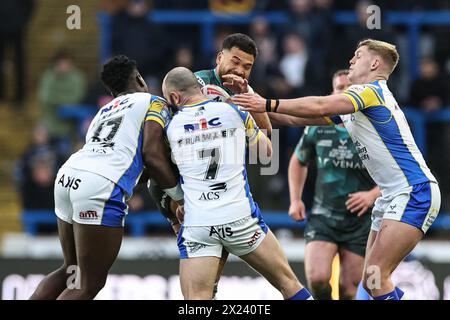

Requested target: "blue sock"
[
  {"left": 287, "top": 288, "right": 314, "bottom": 300},
  {"left": 355, "top": 282, "right": 372, "bottom": 300},
  {"left": 395, "top": 287, "right": 405, "bottom": 300},
  {"left": 373, "top": 289, "right": 399, "bottom": 300}
]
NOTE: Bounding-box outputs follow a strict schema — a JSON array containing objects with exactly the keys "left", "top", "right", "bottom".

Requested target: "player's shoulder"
[
  {"left": 346, "top": 84, "right": 369, "bottom": 94},
  {"left": 204, "top": 100, "right": 249, "bottom": 125},
  {"left": 223, "top": 101, "right": 249, "bottom": 120},
  {"left": 345, "top": 80, "right": 387, "bottom": 108},
  {"left": 194, "top": 69, "right": 214, "bottom": 87},
  {"left": 146, "top": 94, "right": 171, "bottom": 126},
  {"left": 346, "top": 81, "right": 383, "bottom": 96},
  {"left": 149, "top": 94, "right": 167, "bottom": 107},
  {"left": 148, "top": 94, "right": 170, "bottom": 114},
  {"left": 128, "top": 91, "right": 152, "bottom": 102}
]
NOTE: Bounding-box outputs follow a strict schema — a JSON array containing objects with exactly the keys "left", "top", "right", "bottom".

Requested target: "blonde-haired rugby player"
[{"left": 232, "top": 39, "right": 441, "bottom": 300}]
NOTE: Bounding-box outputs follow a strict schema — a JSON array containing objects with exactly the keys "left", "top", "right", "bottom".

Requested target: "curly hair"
[
  {"left": 222, "top": 33, "right": 258, "bottom": 59},
  {"left": 100, "top": 55, "right": 137, "bottom": 96}
]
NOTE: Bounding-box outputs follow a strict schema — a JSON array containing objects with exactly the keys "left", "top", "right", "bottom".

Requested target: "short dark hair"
[
  {"left": 101, "top": 55, "right": 137, "bottom": 95},
  {"left": 222, "top": 33, "right": 258, "bottom": 58}
]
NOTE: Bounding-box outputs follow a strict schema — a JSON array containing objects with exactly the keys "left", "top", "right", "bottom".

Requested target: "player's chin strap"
[{"left": 265, "top": 99, "right": 280, "bottom": 113}]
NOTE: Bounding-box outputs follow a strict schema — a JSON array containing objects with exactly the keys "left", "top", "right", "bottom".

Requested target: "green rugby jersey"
[
  {"left": 194, "top": 68, "right": 235, "bottom": 97},
  {"left": 295, "top": 125, "right": 376, "bottom": 220}
]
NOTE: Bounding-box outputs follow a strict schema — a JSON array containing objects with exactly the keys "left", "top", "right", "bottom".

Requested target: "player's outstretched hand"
[
  {"left": 346, "top": 191, "right": 375, "bottom": 217},
  {"left": 222, "top": 74, "right": 248, "bottom": 94},
  {"left": 288, "top": 200, "right": 306, "bottom": 221},
  {"left": 231, "top": 93, "right": 266, "bottom": 113}
]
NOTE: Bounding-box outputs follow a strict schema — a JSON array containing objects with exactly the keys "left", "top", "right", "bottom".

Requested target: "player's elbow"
[
  {"left": 315, "top": 96, "right": 337, "bottom": 117},
  {"left": 316, "top": 101, "right": 332, "bottom": 117}
]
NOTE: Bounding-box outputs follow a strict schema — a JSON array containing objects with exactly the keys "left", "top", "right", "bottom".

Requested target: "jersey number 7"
[{"left": 198, "top": 147, "right": 221, "bottom": 181}]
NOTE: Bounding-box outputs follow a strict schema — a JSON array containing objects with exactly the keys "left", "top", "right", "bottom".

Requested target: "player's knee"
[
  {"left": 339, "top": 282, "right": 357, "bottom": 300},
  {"left": 307, "top": 269, "right": 331, "bottom": 290}
]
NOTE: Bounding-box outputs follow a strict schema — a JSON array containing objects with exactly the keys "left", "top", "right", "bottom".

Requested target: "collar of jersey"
[
  {"left": 370, "top": 79, "right": 386, "bottom": 86},
  {"left": 181, "top": 99, "right": 211, "bottom": 108}
]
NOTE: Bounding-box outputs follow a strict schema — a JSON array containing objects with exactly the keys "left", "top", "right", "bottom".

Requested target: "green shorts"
[{"left": 304, "top": 214, "right": 371, "bottom": 257}]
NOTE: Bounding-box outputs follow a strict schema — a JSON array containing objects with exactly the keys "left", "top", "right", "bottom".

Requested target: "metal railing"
[
  {"left": 21, "top": 209, "right": 450, "bottom": 236},
  {"left": 97, "top": 10, "right": 450, "bottom": 80}
]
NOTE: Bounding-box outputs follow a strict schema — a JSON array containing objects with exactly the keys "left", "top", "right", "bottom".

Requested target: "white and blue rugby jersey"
[
  {"left": 325, "top": 80, "right": 436, "bottom": 197},
  {"left": 63, "top": 92, "right": 170, "bottom": 197},
  {"left": 165, "top": 100, "right": 264, "bottom": 226}
]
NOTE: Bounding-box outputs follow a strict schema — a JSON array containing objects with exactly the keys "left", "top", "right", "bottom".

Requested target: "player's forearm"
[
  {"left": 269, "top": 113, "right": 328, "bottom": 127},
  {"left": 288, "top": 155, "right": 308, "bottom": 203},
  {"left": 249, "top": 133, "right": 272, "bottom": 161},
  {"left": 251, "top": 111, "right": 272, "bottom": 136},
  {"left": 144, "top": 154, "right": 178, "bottom": 189},
  {"left": 278, "top": 96, "right": 329, "bottom": 118},
  {"left": 275, "top": 94, "right": 354, "bottom": 118}
]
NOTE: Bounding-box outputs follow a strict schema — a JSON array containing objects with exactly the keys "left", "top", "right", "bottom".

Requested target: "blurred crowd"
[{"left": 5, "top": 0, "right": 449, "bottom": 234}]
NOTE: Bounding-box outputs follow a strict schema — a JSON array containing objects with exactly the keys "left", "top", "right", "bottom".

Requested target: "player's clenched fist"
[{"left": 288, "top": 200, "right": 306, "bottom": 221}]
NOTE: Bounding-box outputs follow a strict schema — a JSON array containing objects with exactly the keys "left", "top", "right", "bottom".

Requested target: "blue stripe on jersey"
[
  {"left": 251, "top": 203, "right": 268, "bottom": 234},
  {"left": 400, "top": 182, "right": 432, "bottom": 230},
  {"left": 362, "top": 108, "right": 429, "bottom": 186},
  {"left": 102, "top": 184, "right": 127, "bottom": 227},
  {"left": 362, "top": 105, "right": 392, "bottom": 123},
  {"left": 177, "top": 225, "right": 188, "bottom": 259},
  {"left": 227, "top": 103, "right": 248, "bottom": 124},
  {"left": 242, "top": 166, "right": 256, "bottom": 213},
  {"left": 369, "top": 81, "right": 385, "bottom": 103},
  {"left": 116, "top": 126, "right": 144, "bottom": 197}
]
